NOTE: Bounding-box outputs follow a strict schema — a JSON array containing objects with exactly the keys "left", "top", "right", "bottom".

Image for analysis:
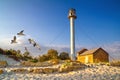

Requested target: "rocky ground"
[{"left": 0, "top": 65, "right": 120, "bottom": 80}]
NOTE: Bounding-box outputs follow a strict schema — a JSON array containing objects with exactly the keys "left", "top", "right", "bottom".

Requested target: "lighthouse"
[{"left": 68, "top": 8, "right": 77, "bottom": 61}]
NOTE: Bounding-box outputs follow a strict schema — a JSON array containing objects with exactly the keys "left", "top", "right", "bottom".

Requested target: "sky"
[{"left": 0, "top": 0, "right": 120, "bottom": 59}]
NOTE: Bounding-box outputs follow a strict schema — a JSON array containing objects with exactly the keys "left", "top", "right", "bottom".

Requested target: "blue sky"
[{"left": 0, "top": 0, "right": 120, "bottom": 57}]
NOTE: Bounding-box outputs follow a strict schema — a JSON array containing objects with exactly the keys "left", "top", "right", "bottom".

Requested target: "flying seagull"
[
  {"left": 11, "top": 36, "right": 17, "bottom": 44},
  {"left": 28, "top": 38, "right": 41, "bottom": 50},
  {"left": 33, "top": 42, "right": 37, "bottom": 47},
  {"left": 33, "top": 42, "right": 41, "bottom": 50},
  {"left": 25, "top": 47, "right": 28, "bottom": 52},
  {"left": 28, "top": 38, "right": 35, "bottom": 44},
  {"left": 17, "top": 30, "right": 25, "bottom": 36}
]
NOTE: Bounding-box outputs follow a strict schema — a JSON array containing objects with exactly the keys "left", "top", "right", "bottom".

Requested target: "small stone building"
[{"left": 77, "top": 48, "right": 109, "bottom": 63}]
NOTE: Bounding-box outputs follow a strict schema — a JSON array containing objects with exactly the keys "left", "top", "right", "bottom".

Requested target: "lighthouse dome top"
[{"left": 68, "top": 8, "right": 77, "bottom": 19}]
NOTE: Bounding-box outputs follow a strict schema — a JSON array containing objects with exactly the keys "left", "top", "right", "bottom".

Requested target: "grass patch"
[
  {"left": 110, "top": 60, "right": 120, "bottom": 67},
  {"left": 0, "top": 69, "right": 3, "bottom": 74},
  {"left": 0, "top": 61, "right": 8, "bottom": 67}
]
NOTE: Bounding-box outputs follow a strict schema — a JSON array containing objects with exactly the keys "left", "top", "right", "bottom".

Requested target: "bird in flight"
[
  {"left": 28, "top": 38, "right": 41, "bottom": 50},
  {"left": 17, "top": 30, "right": 25, "bottom": 36},
  {"left": 11, "top": 36, "right": 17, "bottom": 44},
  {"left": 28, "top": 38, "right": 35, "bottom": 44},
  {"left": 33, "top": 42, "right": 41, "bottom": 50},
  {"left": 25, "top": 47, "right": 28, "bottom": 52}
]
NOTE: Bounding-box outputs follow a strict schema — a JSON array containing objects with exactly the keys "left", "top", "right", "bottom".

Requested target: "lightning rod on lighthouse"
[{"left": 68, "top": 8, "right": 77, "bottom": 61}]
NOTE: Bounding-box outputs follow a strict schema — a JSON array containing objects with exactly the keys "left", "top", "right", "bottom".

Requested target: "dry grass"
[
  {"left": 59, "top": 61, "right": 86, "bottom": 72},
  {"left": 9, "top": 60, "right": 87, "bottom": 74},
  {"left": 110, "top": 60, "right": 120, "bottom": 67},
  {"left": 0, "top": 69, "right": 3, "bottom": 74},
  {"left": 0, "top": 61, "right": 8, "bottom": 67},
  {"left": 21, "top": 61, "right": 53, "bottom": 67},
  {"left": 11, "top": 68, "right": 28, "bottom": 73},
  {"left": 42, "top": 68, "right": 57, "bottom": 74},
  {"left": 48, "top": 59, "right": 59, "bottom": 65},
  {"left": 11, "top": 68, "right": 58, "bottom": 74},
  {"left": 9, "top": 61, "right": 86, "bottom": 74}
]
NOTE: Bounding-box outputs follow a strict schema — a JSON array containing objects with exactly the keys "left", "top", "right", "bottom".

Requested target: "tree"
[
  {"left": 23, "top": 51, "right": 30, "bottom": 57},
  {"left": 47, "top": 49, "right": 58, "bottom": 59},
  {"left": 15, "top": 50, "right": 22, "bottom": 59},
  {"left": 38, "top": 54, "right": 49, "bottom": 62},
  {"left": 5, "top": 50, "right": 12, "bottom": 55},
  {"left": 5, "top": 49, "right": 18, "bottom": 55},
  {"left": 59, "top": 52, "right": 70, "bottom": 60},
  {"left": 0, "top": 48, "right": 5, "bottom": 55},
  {"left": 30, "top": 58, "right": 38, "bottom": 63},
  {"left": 23, "top": 51, "right": 33, "bottom": 61},
  {"left": 17, "top": 50, "right": 21, "bottom": 54}
]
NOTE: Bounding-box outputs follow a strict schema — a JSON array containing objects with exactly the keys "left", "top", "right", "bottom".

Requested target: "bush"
[
  {"left": 38, "top": 55, "right": 49, "bottom": 62},
  {"left": 47, "top": 49, "right": 58, "bottom": 59},
  {"left": 30, "top": 58, "right": 38, "bottom": 63},
  {"left": 0, "top": 48, "right": 5, "bottom": 55},
  {"left": 59, "top": 52, "right": 70, "bottom": 60}
]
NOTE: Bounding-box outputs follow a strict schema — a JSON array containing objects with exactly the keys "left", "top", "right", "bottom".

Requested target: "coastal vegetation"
[{"left": 0, "top": 48, "right": 70, "bottom": 66}]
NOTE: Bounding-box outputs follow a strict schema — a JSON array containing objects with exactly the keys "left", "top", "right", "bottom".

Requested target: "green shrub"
[
  {"left": 29, "top": 58, "right": 38, "bottom": 63},
  {"left": 59, "top": 52, "right": 70, "bottom": 60}
]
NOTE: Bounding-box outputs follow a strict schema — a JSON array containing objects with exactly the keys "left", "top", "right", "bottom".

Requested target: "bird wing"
[
  {"left": 33, "top": 42, "right": 37, "bottom": 47},
  {"left": 20, "top": 30, "right": 24, "bottom": 34},
  {"left": 11, "top": 40, "right": 13, "bottom": 44},
  {"left": 28, "top": 38, "right": 35, "bottom": 44},
  {"left": 25, "top": 47, "right": 28, "bottom": 52},
  {"left": 37, "top": 44, "right": 40, "bottom": 48},
  {"left": 35, "top": 43, "right": 41, "bottom": 50},
  {"left": 28, "top": 39, "right": 31, "bottom": 43}
]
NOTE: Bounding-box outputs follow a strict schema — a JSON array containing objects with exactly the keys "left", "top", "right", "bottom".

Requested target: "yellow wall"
[{"left": 77, "top": 54, "right": 93, "bottom": 63}]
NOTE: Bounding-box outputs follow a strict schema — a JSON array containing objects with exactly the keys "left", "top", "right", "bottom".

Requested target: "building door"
[{"left": 85, "top": 56, "right": 88, "bottom": 63}]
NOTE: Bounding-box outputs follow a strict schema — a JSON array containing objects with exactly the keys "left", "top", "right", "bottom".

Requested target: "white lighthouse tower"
[{"left": 68, "top": 8, "right": 77, "bottom": 61}]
